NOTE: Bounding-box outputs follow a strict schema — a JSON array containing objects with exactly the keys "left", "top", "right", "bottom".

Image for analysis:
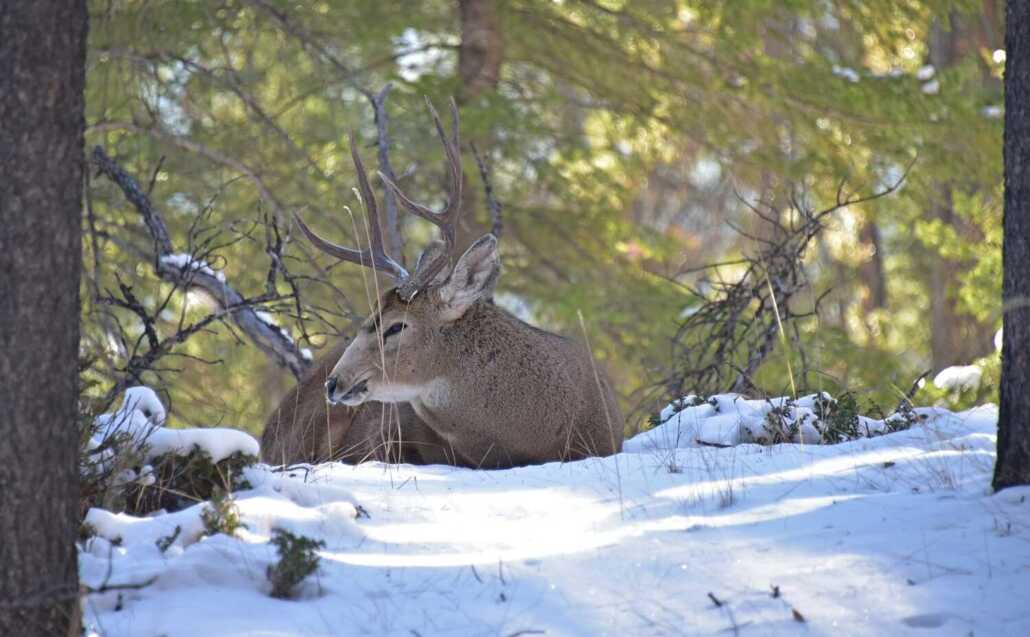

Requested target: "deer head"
[{"left": 294, "top": 99, "right": 498, "bottom": 407}]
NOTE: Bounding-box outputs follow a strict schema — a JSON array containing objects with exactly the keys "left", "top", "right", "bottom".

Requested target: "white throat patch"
[{"left": 371, "top": 382, "right": 427, "bottom": 403}]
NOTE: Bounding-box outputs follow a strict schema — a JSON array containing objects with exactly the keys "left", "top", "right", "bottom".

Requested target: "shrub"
[
  {"left": 124, "top": 447, "right": 256, "bottom": 515},
  {"left": 817, "top": 392, "right": 861, "bottom": 443},
  {"left": 759, "top": 402, "right": 799, "bottom": 444},
  {"left": 266, "top": 529, "right": 325, "bottom": 599},
  {"left": 201, "top": 487, "right": 245, "bottom": 538}
]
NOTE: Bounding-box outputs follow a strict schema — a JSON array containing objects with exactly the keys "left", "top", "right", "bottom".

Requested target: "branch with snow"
[{"left": 92, "top": 146, "right": 312, "bottom": 384}]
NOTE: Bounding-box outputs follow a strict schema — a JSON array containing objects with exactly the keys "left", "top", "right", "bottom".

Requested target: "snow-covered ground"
[{"left": 81, "top": 400, "right": 1030, "bottom": 636}]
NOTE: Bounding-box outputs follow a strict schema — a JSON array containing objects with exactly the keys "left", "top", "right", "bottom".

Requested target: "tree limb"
[{"left": 92, "top": 146, "right": 312, "bottom": 380}]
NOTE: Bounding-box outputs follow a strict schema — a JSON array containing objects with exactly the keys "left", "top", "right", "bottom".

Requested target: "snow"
[
  {"left": 79, "top": 399, "right": 1030, "bottom": 637},
  {"left": 148, "top": 427, "right": 259, "bottom": 463},
  {"left": 160, "top": 252, "right": 226, "bottom": 283},
  {"left": 832, "top": 65, "right": 860, "bottom": 83},
  {"left": 934, "top": 365, "right": 983, "bottom": 392},
  {"left": 633, "top": 392, "right": 890, "bottom": 449},
  {"left": 91, "top": 387, "right": 259, "bottom": 464},
  {"left": 255, "top": 309, "right": 295, "bottom": 345},
  {"left": 110, "top": 386, "right": 166, "bottom": 427},
  {"left": 85, "top": 505, "right": 208, "bottom": 552}
]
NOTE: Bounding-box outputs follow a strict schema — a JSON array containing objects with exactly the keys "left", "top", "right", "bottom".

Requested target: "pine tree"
[
  {"left": 0, "top": 2, "right": 88, "bottom": 633},
  {"left": 994, "top": 0, "right": 1030, "bottom": 490}
]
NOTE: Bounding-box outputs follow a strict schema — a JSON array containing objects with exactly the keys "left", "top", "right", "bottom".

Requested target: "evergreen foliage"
[
  {"left": 266, "top": 529, "right": 325, "bottom": 600},
  {"left": 82, "top": 1, "right": 1003, "bottom": 431}
]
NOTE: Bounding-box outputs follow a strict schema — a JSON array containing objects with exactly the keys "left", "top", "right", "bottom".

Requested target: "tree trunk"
[
  {"left": 0, "top": 2, "right": 88, "bottom": 634},
  {"left": 925, "top": 18, "right": 995, "bottom": 370},
  {"left": 457, "top": 0, "right": 503, "bottom": 105},
  {"left": 994, "top": 1, "right": 1030, "bottom": 490},
  {"left": 859, "top": 220, "right": 887, "bottom": 311},
  {"left": 455, "top": 0, "right": 504, "bottom": 251}
]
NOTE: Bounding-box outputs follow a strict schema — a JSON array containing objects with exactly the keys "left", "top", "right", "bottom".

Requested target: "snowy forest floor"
[{"left": 81, "top": 402, "right": 1030, "bottom": 636}]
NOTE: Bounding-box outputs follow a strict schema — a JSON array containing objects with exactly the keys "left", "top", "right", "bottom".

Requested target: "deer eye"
[{"left": 383, "top": 322, "right": 407, "bottom": 339}]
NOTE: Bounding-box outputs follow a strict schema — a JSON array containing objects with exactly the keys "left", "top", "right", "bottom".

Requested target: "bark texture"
[
  {"left": 995, "top": 1, "right": 1030, "bottom": 490},
  {"left": 0, "top": 2, "right": 88, "bottom": 634}
]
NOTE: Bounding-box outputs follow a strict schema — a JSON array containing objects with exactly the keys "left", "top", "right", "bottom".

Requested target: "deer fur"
[
  {"left": 323, "top": 235, "right": 624, "bottom": 468},
  {"left": 261, "top": 339, "right": 455, "bottom": 465}
]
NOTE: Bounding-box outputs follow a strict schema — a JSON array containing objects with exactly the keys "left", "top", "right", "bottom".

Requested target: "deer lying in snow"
[{"left": 261, "top": 102, "right": 623, "bottom": 468}]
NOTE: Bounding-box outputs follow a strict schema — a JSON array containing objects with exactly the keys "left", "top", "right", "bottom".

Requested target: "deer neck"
[{"left": 409, "top": 302, "right": 530, "bottom": 427}]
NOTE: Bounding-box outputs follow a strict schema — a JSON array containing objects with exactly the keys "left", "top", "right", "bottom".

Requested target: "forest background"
[{"left": 81, "top": 0, "right": 1005, "bottom": 433}]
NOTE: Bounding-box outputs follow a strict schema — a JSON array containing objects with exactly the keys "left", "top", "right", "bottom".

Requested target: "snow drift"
[{"left": 81, "top": 396, "right": 1030, "bottom": 636}]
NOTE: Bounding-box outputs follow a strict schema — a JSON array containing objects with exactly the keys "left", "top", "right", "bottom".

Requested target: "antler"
[
  {"left": 293, "top": 132, "right": 410, "bottom": 282},
  {"left": 380, "top": 97, "right": 463, "bottom": 301},
  {"left": 295, "top": 97, "right": 464, "bottom": 302}
]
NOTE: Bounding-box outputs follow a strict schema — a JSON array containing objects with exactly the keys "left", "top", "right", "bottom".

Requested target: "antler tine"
[
  {"left": 292, "top": 133, "right": 410, "bottom": 281},
  {"left": 380, "top": 98, "right": 464, "bottom": 300},
  {"left": 379, "top": 98, "right": 463, "bottom": 244},
  {"left": 348, "top": 132, "right": 402, "bottom": 271}
]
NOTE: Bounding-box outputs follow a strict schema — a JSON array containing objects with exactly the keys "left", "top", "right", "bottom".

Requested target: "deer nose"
[{"left": 325, "top": 377, "right": 338, "bottom": 401}]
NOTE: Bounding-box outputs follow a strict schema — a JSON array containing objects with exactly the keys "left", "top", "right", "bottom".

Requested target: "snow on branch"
[{"left": 92, "top": 146, "right": 312, "bottom": 384}]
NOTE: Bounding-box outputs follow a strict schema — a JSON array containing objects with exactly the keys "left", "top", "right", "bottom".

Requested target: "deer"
[
  {"left": 261, "top": 339, "right": 456, "bottom": 466},
  {"left": 262, "top": 100, "right": 623, "bottom": 469}
]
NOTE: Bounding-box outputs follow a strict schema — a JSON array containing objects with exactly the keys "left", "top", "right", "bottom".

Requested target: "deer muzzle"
[{"left": 326, "top": 376, "right": 368, "bottom": 406}]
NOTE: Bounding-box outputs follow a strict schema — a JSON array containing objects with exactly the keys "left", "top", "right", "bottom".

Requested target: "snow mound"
[
  {"left": 82, "top": 403, "right": 1030, "bottom": 637},
  {"left": 627, "top": 392, "right": 907, "bottom": 451},
  {"left": 121, "top": 386, "right": 166, "bottom": 425},
  {"left": 934, "top": 365, "right": 983, "bottom": 392},
  {"left": 81, "top": 467, "right": 363, "bottom": 619},
  {"left": 91, "top": 387, "right": 259, "bottom": 463},
  {"left": 151, "top": 427, "right": 260, "bottom": 462}
]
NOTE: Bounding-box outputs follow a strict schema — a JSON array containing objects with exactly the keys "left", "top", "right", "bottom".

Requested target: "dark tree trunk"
[
  {"left": 995, "top": 2, "right": 1030, "bottom": 490},
  {"left": 0, "top": 2, "right": 88, "bottom": 634}
]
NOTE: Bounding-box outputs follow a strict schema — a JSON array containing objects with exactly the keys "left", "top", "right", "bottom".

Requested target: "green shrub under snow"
[{"left": 266, "top": 529, "right": 326, "bottom": 599}]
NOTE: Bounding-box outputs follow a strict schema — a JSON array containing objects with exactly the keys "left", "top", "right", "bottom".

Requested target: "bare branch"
[
  {"left": 663, "top": 175, "right": 906, "bottom": 403},
  {"left": 92, "top": 146, "right": 312, "bottom": 381},
  {"left": 471, "top": 141, "right": 503, "bottom": 240},
  {"left": 367, "top": 83, "right": 405, "bottom": 264}
]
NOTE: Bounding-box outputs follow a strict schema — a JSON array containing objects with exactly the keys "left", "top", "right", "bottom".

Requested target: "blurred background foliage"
[{"left": 82, "top": 0, "right": 1004, "bottom": 433}]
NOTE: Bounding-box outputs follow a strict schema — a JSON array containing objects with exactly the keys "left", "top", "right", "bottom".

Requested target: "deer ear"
[{"left": 437, "top": 234, "right": 499, "bottom": 321}]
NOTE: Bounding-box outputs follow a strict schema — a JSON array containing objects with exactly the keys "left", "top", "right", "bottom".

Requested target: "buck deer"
[{"left": 263, "top": 101, "right": 623, "bottom": 468}]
